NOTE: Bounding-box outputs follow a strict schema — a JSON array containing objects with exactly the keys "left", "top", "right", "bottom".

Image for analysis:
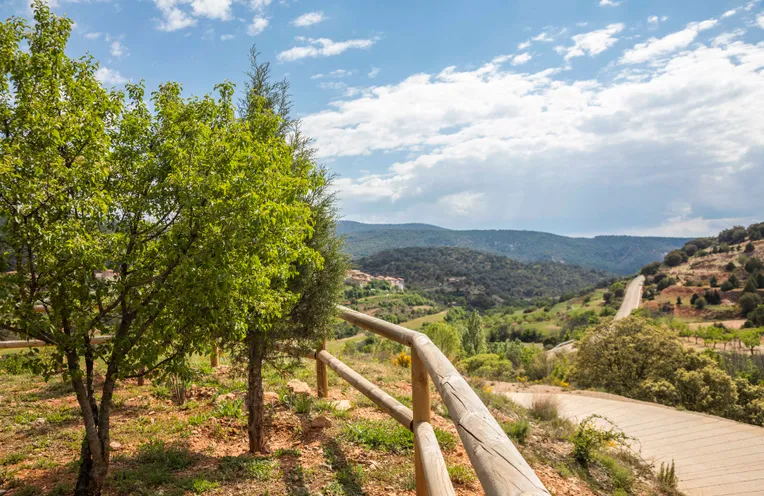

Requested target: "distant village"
[{"left": 344, "top": 269, "right": 405, "bottom": 290}]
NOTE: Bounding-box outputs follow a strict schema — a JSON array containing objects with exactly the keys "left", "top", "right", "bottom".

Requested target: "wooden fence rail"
[{"left": 1, "top": 305, "right": 550, "bottom": 496}]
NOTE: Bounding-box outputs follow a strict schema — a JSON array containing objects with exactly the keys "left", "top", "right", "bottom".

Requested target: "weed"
[
  {"left": 571, "top": 415, "right": 628, "bottom": 467},
  {"left": 1, "top": 452, "right": 26, "bottom": 466},
  {"left": 188, "top": 410, "right": 212, "bottom": 426},
  {"left": 219, "top": 455, "right": 274, "bottom": 481},
  {"left": 215, "top": 398, "right": 244, "bottom": 419},
  {"left": 393, "top": 351, "right": 411, "bottom": 368},
  {"left": 434, "top": 428, "right": 457, "bottom": 451},
  {"left": 324, "top": 443, "right": 365, "bottom": 496},
  {"left": 46, "top": 482, "right": 72, "bottom": 496},
  {"left": 503, "top": 419, "right": 532, "bottom": 444},
  {"left": 274, "top": 448, "right": 301, "bottom": 457},
  {"left": 529, "top": 395, "right": 559, "bottom": 421},
  {"left": 596, "top": 453, "right": 634, "bottom": 492},
  {"left": 657, "top": 460, "right": 680, "bottom": 494},
  {"left": 135, "top": 440, "right": 194, "bottom": 470},
  {"left": 447, "top": 464, "right": 476, "bottom": 485},
  {"left": 188, "top": 478, "right": 219, "bottom": 493},
  {"left": 281, "top": 391, "right": 313, "bottom": 414},
  {"left": 11, "top": 486, "right": 41, "bottom": 496}
]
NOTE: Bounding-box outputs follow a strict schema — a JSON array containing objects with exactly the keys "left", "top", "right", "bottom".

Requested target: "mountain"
[
  {"left": 338, "top": 221, "right": 688, "bottom": 275},
  {"left": 357, "top": 247, "right": 612, "bottom": 308}
]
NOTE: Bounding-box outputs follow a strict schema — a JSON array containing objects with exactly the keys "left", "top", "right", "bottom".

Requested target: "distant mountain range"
[{"left": 338, "top": 221, "right": 688, "bottom": 275}]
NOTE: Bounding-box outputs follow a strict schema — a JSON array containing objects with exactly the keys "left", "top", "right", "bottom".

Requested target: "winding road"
[{"left": 509, "top": 274, "right": 764, "bottom": 496}]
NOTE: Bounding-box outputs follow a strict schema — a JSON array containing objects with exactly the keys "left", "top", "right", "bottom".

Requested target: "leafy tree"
[
  {"left": 664, "top": 250, "right": 687, "bottom": 267},
  {"left": 572, "top": 318, "right": 685, "bottom": 397},
  {"left": 720, "top": 280, "right": 734, "bottom": 291},
  {"left": 740, "top": 329, "right": 763, "bottom": 355},
  {"left": 0, "top": 5, "right": 316, "bottom": 493},
  {"left": 748, "top": 306, "right": 764, "bottom": 328},
  {"left": 710, "top": 276, "right": 719, "bottom": 288},
  {"left": 739, "top": 293, "right": 762, "bottom": 316},
  {"left": 690, "top": 293, "right": 699, "bottom": 305},
  {"left": 746, "top": 242, "right": 756, "bottom": 253},
  {"left": 694, "top": 297, "right": 707, "bottom": 310},
  {"left": 726, "top": 261, "right": 737, "bottom": 271},
  {"left": 683, "top": 243, "right": 698, "bottom": 256},
  {"left": 746, "top": 257, "right": 763, "bottom": 274},
  {"left": 675, "top": 362, "right": 737, "bottom": 416},
  {"left": 462, "top": 310, "right": 486, "bottom": 356},
  {"left": 719, "top": 226, "right": 748, "bottom": 244},
  {"left": 729, "top": 274, "right": 740, "bottom": 288},
  {"left": 640, "top": 261, "right": 661, "bottom": 276},
  {"left": 422, "top": 322, "right": 462, "bottom": 361},
  {"left": 676, "top": 296, "right": 682, "bottom": 306},
  {"left": 751, "top": 230, "right": 763, "bottom": 241}
]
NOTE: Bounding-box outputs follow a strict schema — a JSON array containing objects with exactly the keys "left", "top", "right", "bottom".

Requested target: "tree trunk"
[{"left": 247, "top": 331, "right": 266, "bottom": 453}]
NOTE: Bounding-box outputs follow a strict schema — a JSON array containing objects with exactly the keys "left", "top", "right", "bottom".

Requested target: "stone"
[
  {"left": 109, "top": 441, "right": 122, "bottom": 451},
  {"left": 32, "top": 417, "right": 46, "bottom": 427},
  {"left": 215, "top": 392, "right": 237, "bottom": 404},
  {"left": 287, "top": 380, "right": 312, "bottom": 395},
  {"left": 264, "top": 391, "right": 280, "bottom": 404},
  {"left": 331, "top": 399, "right": 352, "bottom": 411},
  {"left": 311, "top": 415, "right": 332, "bottom": 429}
]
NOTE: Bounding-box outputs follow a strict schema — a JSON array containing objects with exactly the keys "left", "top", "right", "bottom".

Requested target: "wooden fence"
[{"left": 2, "top": 305, "right": 550, "bottom": 496}]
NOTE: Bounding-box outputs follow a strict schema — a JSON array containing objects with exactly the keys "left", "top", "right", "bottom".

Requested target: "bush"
[
  {"left": 675, "top": 361, "right": 738, "bottom": 417},
  {"left": 726, "top": 261, "right": 737, "bottom": 271},
  {"left": 640, "top": 262, "right": 661, "bottom": 276},
  {"left": 721, "top": 280, "right": 734, "bottom": 291},
  {"left": 393, "top": 351, "right": 412, "bottom": 368},
  {"left": 570, "top": 415, "right": 628, "bottom": 467},
  {"left": 215, "top": 398, "right": 244, "bottom": 419},
  {"left": 740, "top": 293, "right": 762, "bottom": 316},
  {"left": 529, "top": 395, "right": 559, "bottom": 421},
  {"left": 503, "top": 419, "right": 532, "bottom": 444},
  {"left": 664, "top": 250, "right": 687, "bottom": 267},
  {"left": 744, "top": 278, "right": 759, "bottom": 293},
  {"left": 657, "top": 460, "right": 679, "bottom": 494},
  {"left": 694, "top": 297, "right": 707, "bottom": 310},
  {"left": 460, "top": 354, "right": 514, "bottom": 380},
  {"left": 422, "top": 322, "right": 462, "bottom": 361},
  {"left": 746, "top": 258, "right": 763, "bottom": 274},
  {"left": 746, "top": 242, "right": 756, "bottom": 253},
  {"left": 656, "top": 277, "right": 675, "bottom": 291}
]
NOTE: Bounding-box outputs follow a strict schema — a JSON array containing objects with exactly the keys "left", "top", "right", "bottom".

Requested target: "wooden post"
[
  {"left": 316, "top": 340, "right": 328, "bottom": 399},
  {"left": 412, "top": 347, "right": 430, "bottom": 496},
  {"left": 137, "top": 367, "right": 145, "bottom": 386},
  {"left": 210, "top": 343, "right": 219, "bottom": 368}
]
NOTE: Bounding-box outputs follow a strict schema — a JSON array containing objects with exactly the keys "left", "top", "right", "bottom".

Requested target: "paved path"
[
  {"left": 615, "top": 275, "right": 644, "bottom": 319},
  {"left": 507, "top": 391, "right": 764, "bottom": 496}
]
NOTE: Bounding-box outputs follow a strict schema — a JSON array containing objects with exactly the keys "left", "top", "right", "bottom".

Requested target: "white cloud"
[
  {"left": 437, "top": 191, "right": 485, "bottom": 216},
  {"left": 647, "top": 15, "right": 668, "bottom": 26},
  {"left": 302, "top": 30, "right": 764, "bottom": 233},
  {"left": 722, "top": 9, "right": 738, "bottom": 18},
  {"left": 758, "top": 13, "right": 764, "bottom": 29},
  {"left": 292, "top": 11, "right": 326, "bottom": 27},
  {"left": 84, "top": 32, "right": 103, "bottom": 40},
  {"left": 511, "top": 53, "right": 532, "bottom": 65},
  {"left": 247, "top": 16, "right": 268, "bottom": 36},
  {"left": 532, "top": 31, "right": 555, "bottom": 42},
  {"left": 220, "top": 34, "right": 234, "bottom": 40},
  {"left": 110, "top": 40, "right": 126, "bottom": 57},
  {"left": 518, "top": 40, "right": 532, "bottom": 50},
  {"left": 278, "top": 37, "right": 378, "bottom": 62},
  {"left": 249, "top": 0, "right": 271, "bottom": 10},
  {"left": 95, "top": 67, "right": 127, "bottom": 85},
  {"left": 599, "top": 0, "right": 621, "bottom": 6},
  {"left": 190, "top": 0, "right": 232, "bottom": 20},
  {"left": 368, "top": 67, "right": 380, "bottom": 78},
  {"left": 620, "top": 19, "right": 718, "bottom": 64},
  {"left": 155, "top": 0, "right": 197, "bottom": 31},
  {"left": 559, "top": 23, "right": 624, "bottom": 61}
]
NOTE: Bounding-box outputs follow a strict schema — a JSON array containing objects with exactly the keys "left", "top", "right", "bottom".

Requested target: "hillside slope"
[
  {"left": 357, "top": 247, "right": 611, "bottom": 308},
  {"left": 339, "top": 221, "right": 687, "bottom": 275}
]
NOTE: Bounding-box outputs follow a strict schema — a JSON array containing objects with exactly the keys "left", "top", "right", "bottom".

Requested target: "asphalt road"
[{"left": 615, "top": 274, "right": 645, "bottom": 320}]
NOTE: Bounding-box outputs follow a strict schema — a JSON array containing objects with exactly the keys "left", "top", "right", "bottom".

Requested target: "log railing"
[{"left": 2, "top": 305, "right": 550, "bottom": 496}]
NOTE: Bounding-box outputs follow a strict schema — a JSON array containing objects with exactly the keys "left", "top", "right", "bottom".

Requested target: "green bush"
[
  {"left": 422, "top": 322, "right": 463, "bottom": 361},
  {"left": 460, "top": 353, "right": 514, "bottom": 380},
  {"left": 570, "top": 415, "right": 628, "bottom": 467},
  {"left": 739, "top": 293, "right": 762, "bottom": 316},
  {"left": 529, "top": 395, "right": 558, "bottom": 421},
  {"left": 214, "top": 398, "right": 244, "bottom": 419},
  {"left": 503, "top": 419, "right": 532, "bottom": 444}
]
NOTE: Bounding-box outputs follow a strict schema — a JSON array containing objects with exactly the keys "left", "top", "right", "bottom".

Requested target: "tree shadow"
[{"left": 323, "top": 439, "right": 365, "bottom": 496}]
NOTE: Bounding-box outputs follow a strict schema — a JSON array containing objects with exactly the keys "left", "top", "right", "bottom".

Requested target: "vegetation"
[
  {"left": 358, "top": 247, "right": 612, "bottom": 309},
  {"left": 339, "top": 221, "right": 688, "bottom": 275}
]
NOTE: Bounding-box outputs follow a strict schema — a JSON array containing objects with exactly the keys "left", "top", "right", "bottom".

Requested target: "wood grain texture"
[
  {"left": 412, "top": 347, "right": 431, "bottom": 496},
  {"left": 414, "top": 421, "right": 456, "bottom": 496}
]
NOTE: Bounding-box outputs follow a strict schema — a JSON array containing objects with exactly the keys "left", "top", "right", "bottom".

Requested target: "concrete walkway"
[{"left": 507, "top": 391, "right": 764, "bottom": 496}]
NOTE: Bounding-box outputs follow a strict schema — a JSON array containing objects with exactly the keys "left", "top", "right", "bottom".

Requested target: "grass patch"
[
  {"left": 342, "top": 419, "right": 455, "bottom": 453},
  {"left": 447, "top": 464, "right": 476, "bottom": 485},
  {"left": 219, "top": 455, "right": 274, "bottom": 481},
  {"left": 1, "top": 452, "right": 26, "bottom": 466},
  {"left": 529, "top": 395, "right": 559, "bottom": 421},
  {"left": 214, "top": 398, "right": 244, "bottom": 419},
  {"left": 503, "top": 419, "right": 532, "bottom": 444}
]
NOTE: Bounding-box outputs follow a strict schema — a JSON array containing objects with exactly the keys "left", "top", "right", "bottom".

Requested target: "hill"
[
  {"left": 639, "top": 221, "right": 764, "bottom": 329},
  {"left": 338, "top": 221, "right": 687, "bottom": 275},
  {"left": 357, "top": 247, "right": 612, "bottom": 308}
]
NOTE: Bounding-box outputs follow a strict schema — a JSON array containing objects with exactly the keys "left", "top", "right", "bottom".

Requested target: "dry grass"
[{"left": 529, "top": 394, "right": 560, "bottom": 421}]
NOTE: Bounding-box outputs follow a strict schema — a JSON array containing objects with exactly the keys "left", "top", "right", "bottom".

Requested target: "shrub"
[
  {"left": 135, "top": 441, "right": 193, "bottom": 471},
  {"left": 657, "top": 460, "right": 679, "bottom": 494},
  {"left": 664, "top": 250, "right": 687, "bottom": 267},
  {"left": 656, "top": 277, "right": 675, "bottom": 291},
  {"left": 460, "top": 353, "right": 514, "bottom": 380},
  {"left": 570, "top": 415, "right": 628, "bottom": 467},
  {"left": 721, "top": 280, "right": 735, "bottom": 291},
  {"left": 219, "top": 455, "right": 274, "bottom": 481},
  {"left": 393, "top": 351, "right": 412, "bottom": 368},
  {"left": 503, "top": 419, "right": 532, "bottom": 444},
  {"left": 746, "top": 258, "right": 763, "bottom": 274},
  {"left": 694, "top": 297, "right": 707, "bottom": 310},
  {"left": 422, "top": 322, "right": 462, "bottom": 361},
  {"left": 747, "top": 305, "right": 764, "bottom": 327},
  {"left": 683, "top": 243, "right": 698, "bottom": 256},
  {"left": 529, "top": 395, "right": 559, "bottom": 421},
  {"left": 740, "top": 293, "right": 762, "bottom": 316},
  {"left": 447, "top": 464, "right": 477, "bottom": 485},
  {"left": 743, "top": 278, "right": 759, "bottom": 293},
  {"left": 215, "top": 398, "right": 244, "bottom": 419},
  {"left": 746, "top": 242, "right": 756, "bottom": 253},
  {"left": 675, "top": 363, "right": 738, "bottom": 416},
  {"left": 640, "top": 262, "right": 661, "bottom": 276},
  {"left": 726, "top": 261, "right": 737, "bottom": 271}
]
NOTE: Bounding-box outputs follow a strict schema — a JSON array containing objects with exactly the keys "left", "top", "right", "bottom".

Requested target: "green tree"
[
  {"left": 227, "top": 49, "right": 345, "bottom": 453},
  {"left": 462, "top": 310, "right": 486, "bottom": 356},
  {"left": 746, "top": 242, "right": 755, "bottom": 253},
  {"left": 572, "top": 318, "right": 685, "bottom": 397},
  {"left": 746, "top": 258, "right": 763, "bottom": 274},
  {"left": 422, "top": 322, "right": 463, "bottom": 361},
  {"left": 747, "top": 306, "right": 764, "bottom": 328},
  {"left": 740, "top": 329, "right": 762, "bottom": 355},
  {"left": 664, "top": 250, "right": 687, "bottom": 267},
  {"left": 739, "top": 293, "right": 762, "bottom": 316},
  {"left": 726, "top": 261, "right": 737, "bottom": 271},
  {"left": 0, "top": 6, "right": 317, "bottom": 493},
  {"left": 743, "top": 278, "right": 759, "bottom": 294},
  {"left": 694, "top": 297, "right": 707, "bottom": 310}
]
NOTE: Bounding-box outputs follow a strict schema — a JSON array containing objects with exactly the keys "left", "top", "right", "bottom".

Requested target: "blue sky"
[{"left": 3, "top": 0, "right": 764, "bottom": 237}]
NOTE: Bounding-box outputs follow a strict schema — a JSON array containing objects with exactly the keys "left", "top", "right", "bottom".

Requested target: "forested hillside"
[
  {"left": 358, "top": 247, "right": 612, "bottom": 308},
  {"left": 339, "top": 221, "right": 687, "bottom": 274}
]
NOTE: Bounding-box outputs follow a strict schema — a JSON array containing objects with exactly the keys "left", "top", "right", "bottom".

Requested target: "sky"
[{"left": 3, "top": 0, "right": 764, "bottom": 238}]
